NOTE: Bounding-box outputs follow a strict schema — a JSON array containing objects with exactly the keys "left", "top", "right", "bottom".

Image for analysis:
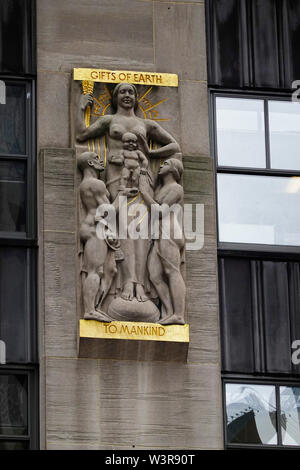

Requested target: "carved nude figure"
[
  {"left": 78, "top": 151, "right": 118, "bottom": 322},
  {"left": 110, "top": 132, "right": 148, "bottom": 192},
  {"left": 139, "top": 158, "right": 186, "bottom": 325},
  {"left": 77, "top": 83, "right": 180, "bottom": 305}
]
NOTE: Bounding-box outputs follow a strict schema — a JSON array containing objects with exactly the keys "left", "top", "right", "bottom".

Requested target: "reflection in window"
[
  {"left": 0, "top": 83, "right": 26, "bottom": 155},
  {"left": 216, "top": 97, "right": 266, "bottom": 168},
  {"left": 218, "top": 174, "right": 300, "bottom": 246},
  {"left": 226, "top": 384, "right": 277, "bottom": 445},
  {"left": 0, "top": 160, "right": 26, "bottom": 232},
  {"left": 0, "top": 375, "right": 28, "bottom": 436},
  {"left": 280, "top": 387, "right": 300, "bottom": 446},
  {"left": 269, "top": 101, "right": 300, "bottom": 170}
]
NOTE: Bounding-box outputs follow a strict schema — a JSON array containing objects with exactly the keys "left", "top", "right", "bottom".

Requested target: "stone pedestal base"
[{"left": 78, "top": 320, "right": 189, "bottom": 362}]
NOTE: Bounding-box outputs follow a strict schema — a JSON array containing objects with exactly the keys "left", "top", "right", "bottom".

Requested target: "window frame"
[
  {"left": 0, "top": 365, "right": 39, "bottom": 450},
  {"left": 223, "top": 376, "right": 300, "bottom": 450},
  {"left": 0, "top": 75, "right": 38, "bottom": 365},
  {"left": 0, "top": 76, "right": 37, "bottom": 245},
  {"left": 210, "top": 89, "right": 300, "bottom": 254}
]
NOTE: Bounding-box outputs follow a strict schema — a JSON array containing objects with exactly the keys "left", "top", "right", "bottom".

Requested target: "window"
[
  {"left": 0, "top": 78, "right": 37, "bottom": 364},
  {"left": 0, "top": 368, "right": 38, "bottom": 450},
  {"left": 0, "top": 77, "right": 38, "bottom": 449},
  {"left": 269, "top": 100, "right": 300, "bottom": 171},
  {"left": 225, "top": 382, "right": 300, "bottom": 448},
  {"left": 216, "top": 97, "right": 266, "bottom": 168},
  {"left": 0, "top": 0, "right": 38, "bottom": 451},
  {"left": 215, "top": 95, "right": 300, "bottom": 249},
  {"left": 0, "top": 79, "right": 36, "bottom": 240}
]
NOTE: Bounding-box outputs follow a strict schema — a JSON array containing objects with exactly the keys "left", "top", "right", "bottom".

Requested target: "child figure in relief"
[{"left": 110, "top": 132, "right": 148, "bottom": 193}]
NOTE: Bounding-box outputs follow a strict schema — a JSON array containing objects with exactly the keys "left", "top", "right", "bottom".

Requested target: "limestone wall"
[{"left": 37, "top": 0, "right": 223, "bottom": 450}]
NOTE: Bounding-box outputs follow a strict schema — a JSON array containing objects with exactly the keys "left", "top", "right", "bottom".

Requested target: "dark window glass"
[
  {"left": 280, "top": 386, "right": 300, "bottom": 446},
  {"left": 0, "top": 83, "right": 26, "bottom": 155},
  {"left": 0, "top": 248, "right": 35, "bottom": 363},
  {"left": 0, "top": 375, "right": 28, "bottom": 436},
  {"left": 226, "top": 383, "right": 277, "bottom": 445},
  {"left": 0, "top": 0, "right": 36, "bottom": 75},
  {"left": 0, "top": 160, "right": 26, "bottom": 232},
  {"left": 0, "top": 440, "right": 29, "bottom": 450}
]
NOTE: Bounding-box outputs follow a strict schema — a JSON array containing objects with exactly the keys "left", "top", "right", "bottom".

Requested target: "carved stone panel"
[{"left": 72, "top": 69, "right": 188, "bottom": 357}]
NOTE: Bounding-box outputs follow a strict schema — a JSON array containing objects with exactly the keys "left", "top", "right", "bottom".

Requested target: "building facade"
[{"left": 0, "top": 0, "right": 300, "bottom": 450}]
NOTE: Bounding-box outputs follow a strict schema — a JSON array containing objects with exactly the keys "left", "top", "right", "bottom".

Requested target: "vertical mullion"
[
  {"left": 264, "top": 99, "right": 271, "bottom": 169},
  {"left": 29, "top": 367, "right": 39, "bottom": 449},
  {"left": 223, "top": 381, "right": 228, "bottom": 448},
  {"left": 276, "top": 385, "right": 283, "bottom": 446},
  {"left": 27, "top": 370, "right": 33, "bottom": 449},
  {"left": 25, "top": 80, "right": 32, "bottom": 239}
]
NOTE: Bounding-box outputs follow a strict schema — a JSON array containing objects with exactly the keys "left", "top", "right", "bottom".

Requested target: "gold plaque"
[
  {"left": 80, "top": 320, "right": 189, "bottom": 343},
  {"left": 74, "top": 68, "right": 178, "bottom": 87}
]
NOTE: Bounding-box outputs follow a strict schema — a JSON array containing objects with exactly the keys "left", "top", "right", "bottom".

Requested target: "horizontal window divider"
[
  {"left": 217, "top": 166, "right": 300, "bottom": 177},
  {"left": 0, "top": 154, "right": 28, "bottom": 160},
  {"left": 218, "top": 248, "right": 300, "bottom": 261},
  {"left": 210, "top": 87, "right": 294, "bottom": 99},
  {"left": 219, "top": 242, "right": 300, "bottom": 252},
  {"left": 0, "top": 237, "right": 38, "bottom": 247},
  {"left": 226, "top": 443, "right": 297, "bottom": 450},
  {"left": 0, "top": 364, "right": 39, "bottom": 372},
  {"left": 0, "top": 74, "right": 37, "bottom": 81},
  {"left": 0, "top": 435, "right": 30, "bottom": 441},
  {"left": 222, "top": 374, "right": 300, "bottom": 385}
]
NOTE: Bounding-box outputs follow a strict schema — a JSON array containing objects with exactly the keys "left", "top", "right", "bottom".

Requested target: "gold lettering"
[
  {"left": 151, "top": 327, "right": 158, "bottom": 335},
  {"left": 158, "top": 327, "right": 165, "bottom": 336},
  {"left": 144, "top": 326, "right": 150, "bottom": 335},
  {"left": 120, "top": 325, "right": 130, "bottom": 334},
  {"left": 156, "top": 75, "right": 162, "bottom": 84},
  {"left": 134, "top": 73, "right": 139, "bottom": 81},
  {"left": 119, "top": 72, "right": 126, "bottom": 81},
  {"left": 131, "top": 326, "right": 137, "bottom": 334},
  {"left": 137, "top": 326, "right": 143, "bottom": 335},
  {"left": 91, "top": 71, "right": 98, "bottom": 80},
  {"left": 108, "top": 324, "right": 117, "bottom": 334},
  {"left": 111, "top": 72, "right": 116, "bottom": 80},
  {"left": 145, "top": 74, "right": 152, "bottom": 83},
  {"left": 139, "top": 73, "right": 145, "bottom": 83}
]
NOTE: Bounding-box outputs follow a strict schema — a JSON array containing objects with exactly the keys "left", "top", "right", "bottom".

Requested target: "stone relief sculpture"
[{"left": 76, "top": 82, "right": 186, "bottom": 325}]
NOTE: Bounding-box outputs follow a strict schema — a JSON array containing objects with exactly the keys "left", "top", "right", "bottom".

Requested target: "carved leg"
[
  {"left": 121, "top": 281, "right": 134, "bottom": 300},
  {"left": 148, "top": 244, "right": 173, "bottom": 318},
  {"left": 158, "top": 240, "right": 185, "bottom": 325},
  {"left": 119, "top": 238, "right": 136, "bottom": 300},
  {"left": 135, "top": 238, "right": 150, "bottom": 302},
  {"left": 131, "top": 167, "right": 140, "bottom": 190},
  {"left": 135, "top": 283, "right": 148, "bottom": 302},
  {"left": 82, "top": 236, "right": 108, "bottom": 319},
  {"left": 83, "top": 271, "right": 101, "bottom": 316},
  {"left": 119, "top": 167, "right": 130, "bottom": 190}
]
